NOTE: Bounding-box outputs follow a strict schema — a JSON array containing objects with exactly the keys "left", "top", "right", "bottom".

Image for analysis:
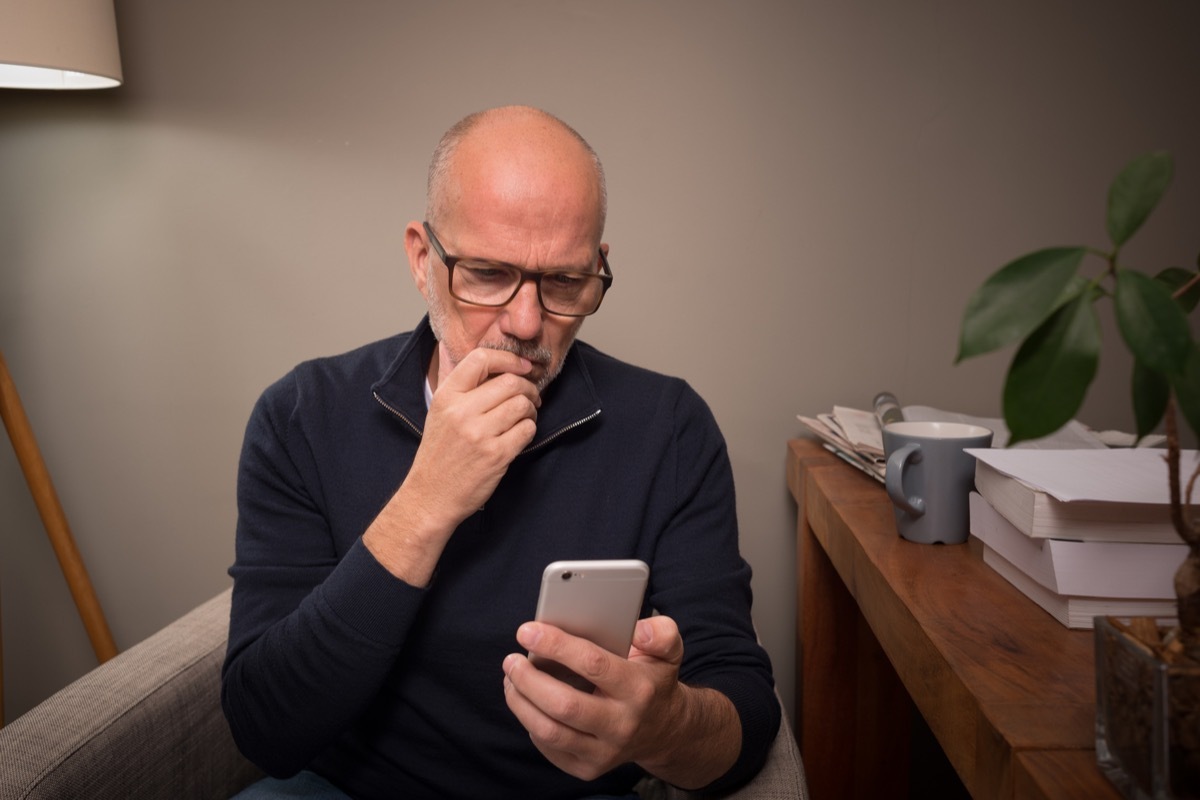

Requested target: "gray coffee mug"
[{"left": 883, "top": 421, "right": 993, "bottom": 545}]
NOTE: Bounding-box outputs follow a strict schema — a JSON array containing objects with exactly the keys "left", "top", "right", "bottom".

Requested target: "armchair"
[{"left": 0, "top": 589, "right": 806, "bottom": 799}]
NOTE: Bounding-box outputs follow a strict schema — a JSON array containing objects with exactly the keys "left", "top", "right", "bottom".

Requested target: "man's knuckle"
[
  {"left": 497, "top": 372, "right": 523, "bottom": 389},
  {"left": 549, "top": 692, "right": 584, "bottom": 722},
  {"left": 579, "top": 648, "right": 611, "bottom": 679},
  {"left": 532, "top": 719, "right": 567, "bottom": 748}
]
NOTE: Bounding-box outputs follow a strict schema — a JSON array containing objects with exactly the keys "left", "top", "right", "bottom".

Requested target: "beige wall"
[{"left": 2, "top": 0, "right": 1199, "bottom": 726}]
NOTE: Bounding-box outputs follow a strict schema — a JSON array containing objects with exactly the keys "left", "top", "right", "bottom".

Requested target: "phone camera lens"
[{"left": 561, "top": 571, "right": 573, "bottom": 581}]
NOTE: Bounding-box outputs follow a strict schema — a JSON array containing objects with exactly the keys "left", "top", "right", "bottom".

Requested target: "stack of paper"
[
  {"left": 966, "top": 448, "right": 1191, "bottom": 629},
  {"left": 796, "top": 407, "right": 888, "bottom": 481}
]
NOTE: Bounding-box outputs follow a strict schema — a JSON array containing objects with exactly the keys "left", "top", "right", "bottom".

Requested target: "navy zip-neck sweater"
[{"left": 221, "top": 318, "right": 778, "bottom": 799}]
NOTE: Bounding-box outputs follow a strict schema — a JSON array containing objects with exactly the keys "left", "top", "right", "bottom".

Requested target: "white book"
[
  {"left": 969, "top": 492, "right": 1184, "bottom": 599},
  {"left": 981, "top": 545, "right": 1178, "bottom": 629},
  {"left": 968, "top": 448, "right": 1190, "bottom": 544}
]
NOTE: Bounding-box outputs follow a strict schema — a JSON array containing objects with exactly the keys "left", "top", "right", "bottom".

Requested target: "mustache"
[{"left": 481, "top": 338, "right": 552, "bottom": 366}]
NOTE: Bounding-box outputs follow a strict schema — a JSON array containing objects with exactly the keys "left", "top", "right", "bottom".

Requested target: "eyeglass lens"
[{"left": 452, "top": 262, "right": 605, "bottom": 315}]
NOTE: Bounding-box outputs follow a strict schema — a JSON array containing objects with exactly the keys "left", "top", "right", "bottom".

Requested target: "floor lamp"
[{"left": 0, "top": 0, "right": 124, "bottom": 726}]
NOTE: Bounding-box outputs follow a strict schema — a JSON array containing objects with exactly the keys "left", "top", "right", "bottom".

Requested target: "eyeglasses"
[{"left": 423, "top": 222, "right": 613, "bottom": 318}]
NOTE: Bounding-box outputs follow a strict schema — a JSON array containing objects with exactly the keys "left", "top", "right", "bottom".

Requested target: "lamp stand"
[{"left": 0, "top": 347, "right": 118, "bottom": 725}]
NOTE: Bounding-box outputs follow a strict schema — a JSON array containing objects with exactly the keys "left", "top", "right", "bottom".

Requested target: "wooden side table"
[{"left": 788, "top": 439, "right": 1120, "bottom": 800}]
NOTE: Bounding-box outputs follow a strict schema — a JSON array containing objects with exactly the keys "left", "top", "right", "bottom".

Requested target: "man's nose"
[{"left": 502, "top": 279, "right": 544, "bottom": 340}]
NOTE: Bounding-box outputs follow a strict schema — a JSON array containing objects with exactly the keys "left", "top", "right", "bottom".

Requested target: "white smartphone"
[{"left": 530, "top": 559, "right": 650, "bottom": 692}]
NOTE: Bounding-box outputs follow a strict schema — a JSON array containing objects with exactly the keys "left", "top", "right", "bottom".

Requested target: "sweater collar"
[{"left": 370, "top": 316, "right": 603, "bottom": 451}]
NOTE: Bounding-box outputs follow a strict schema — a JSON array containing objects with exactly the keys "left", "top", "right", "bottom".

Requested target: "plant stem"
[
  {"left": 1166, "top": 394, "right": 1200, "bottom": 658},
  {"left": 1173, "top": 270, "right": 1200, "bottom": 300},
  {"left": 1167, "top": 394, "right": 1186, "bottom": 535}
]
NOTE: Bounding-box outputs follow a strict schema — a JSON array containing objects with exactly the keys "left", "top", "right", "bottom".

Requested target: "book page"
[{"left": 967, "top": 447, "right": 1200, "bottom": 504}]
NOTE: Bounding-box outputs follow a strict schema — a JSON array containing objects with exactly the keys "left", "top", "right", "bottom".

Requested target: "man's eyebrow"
[{"left": 461, "top": 255, "right": 597, "bottom": 272}]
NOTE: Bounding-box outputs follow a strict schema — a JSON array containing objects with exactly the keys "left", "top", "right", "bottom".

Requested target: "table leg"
[{"left": 798, "top": 507, "right": 911, "bottom": 798}]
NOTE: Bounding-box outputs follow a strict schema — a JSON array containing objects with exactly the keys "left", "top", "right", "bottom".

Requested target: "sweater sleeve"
[
  {"left": 648, "top": 383, "right": 781, "bottom": 793},
  {"left": 220, "top": 374, "right": 424, "bottom": 777}
]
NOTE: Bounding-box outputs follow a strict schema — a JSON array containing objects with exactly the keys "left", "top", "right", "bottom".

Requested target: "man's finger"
[
  {"left": 504, "top": 652, "right": 598, "bottom": 736},
  {"left": 460, "top": 373, "right": 541, "bottom": 415},
  {"left": 629, "top": 616, "right": 685, "bottom": 666},
  {"left": 518, "top": 622, "right": 626, "bottom": 694},
  {"left": 440, "top": 347, "right": 532, "bottom": 391},
  {"left": 503, "top": 657, "right": 603, "bottom": 778}
]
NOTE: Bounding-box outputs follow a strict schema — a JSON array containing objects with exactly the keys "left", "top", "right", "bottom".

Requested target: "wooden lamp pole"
[
  {"left": 0, "top": 0, "right": 126, "bottom": 727},
  {"left": 0, "top": 348, "right": 118, "bottom": 725}
]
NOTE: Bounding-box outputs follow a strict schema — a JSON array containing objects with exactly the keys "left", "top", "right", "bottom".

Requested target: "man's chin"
[{"left": 529, "top": 365, "right": 553, "bottom": 393}]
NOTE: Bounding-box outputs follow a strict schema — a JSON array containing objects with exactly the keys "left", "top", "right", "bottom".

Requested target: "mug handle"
[{"left": 885, "top": 442, "right": 926, "bottom": 517}]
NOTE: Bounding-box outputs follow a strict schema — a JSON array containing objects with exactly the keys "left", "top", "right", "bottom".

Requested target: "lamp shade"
[{"left": 0, "top": 0, "right": 122, "bottom": 89}]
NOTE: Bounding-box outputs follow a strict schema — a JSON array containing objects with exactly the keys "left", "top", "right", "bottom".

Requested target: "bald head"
[
  {"left": 425, "top": 106, "right": 607, "bottom": 241},
  {"left": 407, "top": 107, "right": 610, "bottom": 395}
]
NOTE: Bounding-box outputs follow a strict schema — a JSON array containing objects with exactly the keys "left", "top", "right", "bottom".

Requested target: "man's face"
[
  {"left": 407, "top": 115, "right": 606, "bottom": 394},
  {"left": 420, "top": 222, "right": 594, "bottom": 393}
]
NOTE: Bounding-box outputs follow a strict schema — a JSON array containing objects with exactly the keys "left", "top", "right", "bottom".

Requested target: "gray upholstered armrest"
[{"left": 0, "top": 588, "right": 261, "bottom": 800}]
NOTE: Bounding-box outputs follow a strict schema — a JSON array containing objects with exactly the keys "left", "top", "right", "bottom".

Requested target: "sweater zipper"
[
  {"left": 372, "top": 391, "right": 423, "bottom": 438},
  {"left": 521, "top": 408, "right": 601, "bottom": 455}
]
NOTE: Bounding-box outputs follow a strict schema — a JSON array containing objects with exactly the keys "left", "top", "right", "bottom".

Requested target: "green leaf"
[
  {"left": 1132, "top": 359, "right": 1169, "bottom": 439},
  {"left": 1059, "top": 274, "right": 1101, "bottom": 307},
  {"left": 1171, "top": 346, "right": 1200, "bottom": 443},
  {"left": 1155, "top": 266, "right": 1200, "bottom": 313},
  {"left": 1114, "top": 269, "right": 1193, "bottom": 374},
  {"left": 957, "top": 247, "right": 1087, "bottom": 362},
  {"left": 1107, "top": 151, "right": 1173, "bottom": 247},
  {"left": 1003, "top": 292, "right": 1100, "bottom": 445}
]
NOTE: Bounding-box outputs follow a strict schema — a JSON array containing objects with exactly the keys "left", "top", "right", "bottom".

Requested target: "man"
[{"left": 222, "top": 106, "right": 779, "bottom": 799}]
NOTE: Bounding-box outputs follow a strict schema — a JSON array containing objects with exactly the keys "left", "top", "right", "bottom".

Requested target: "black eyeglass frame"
[{"left": 422, "top": 221, "right": 613, "bottom": 318}]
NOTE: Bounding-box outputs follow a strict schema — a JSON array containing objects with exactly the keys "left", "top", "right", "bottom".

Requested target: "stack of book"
[{"left": 967, "top": 447, "right": 1192, "bottom": 629}]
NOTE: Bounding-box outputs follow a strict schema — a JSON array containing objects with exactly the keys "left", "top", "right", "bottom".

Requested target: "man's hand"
[
  {"left": 410, "top": 347, "right": 540, "bottom": 520},
  {"left": 502, "top": 615, "right": 741, "bottom": 789},
  {"left": 363, "top": 348, "right": 539, "bottom": 585}
]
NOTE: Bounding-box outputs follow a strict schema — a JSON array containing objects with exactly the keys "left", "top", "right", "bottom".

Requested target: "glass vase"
[{"left": 1094, "top": 615, "right": 1200, "bottom": 799}]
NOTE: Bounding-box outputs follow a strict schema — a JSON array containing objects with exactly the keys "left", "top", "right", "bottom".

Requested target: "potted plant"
[{"left": 956, "top": 151, "right": 1200, "bottom": 798}]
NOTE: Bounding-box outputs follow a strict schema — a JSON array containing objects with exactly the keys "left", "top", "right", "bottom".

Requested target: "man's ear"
[{"left": 404, "top": 221, "right": 430, "bottom": 296}]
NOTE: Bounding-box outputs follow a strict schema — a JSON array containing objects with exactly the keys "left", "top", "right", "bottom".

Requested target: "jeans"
[
  {"left": 230, "top": 772, "right": 352, "bottom": 799},
  {"left": 231, "top": 770, "right": 640, "bottom": 799}
]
